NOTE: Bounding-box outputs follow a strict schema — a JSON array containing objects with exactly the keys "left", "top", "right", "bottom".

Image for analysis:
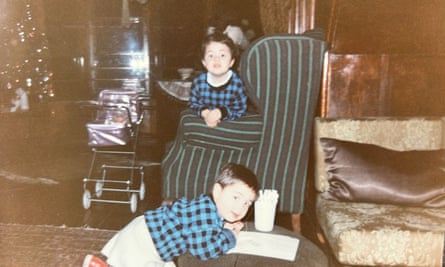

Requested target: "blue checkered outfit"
[
  {"left": 145, "top": 194, "right": 236, "bottom": 261},
  {"left": 189, "top": 72, "right": 248, "bottom": 120}
]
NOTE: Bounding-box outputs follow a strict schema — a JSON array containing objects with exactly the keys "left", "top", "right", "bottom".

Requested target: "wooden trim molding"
[{"left": 288, "top": 0, "right": 316, "bottom": 34}]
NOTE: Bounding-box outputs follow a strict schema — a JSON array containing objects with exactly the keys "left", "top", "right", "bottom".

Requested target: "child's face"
[
  {"left": 212, "top": 181, "right": 257, "bottom": 223},
  {"left": 202, "top": 41, "right": 235, "bottom": 77}
]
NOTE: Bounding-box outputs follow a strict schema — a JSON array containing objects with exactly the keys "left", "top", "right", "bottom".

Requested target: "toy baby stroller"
[{"left": 82, "top": 89, "right": 158, "bottom": 213}]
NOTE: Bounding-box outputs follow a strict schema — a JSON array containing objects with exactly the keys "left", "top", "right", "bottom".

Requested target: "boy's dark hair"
[
  {"left": 201, "top": 31, "right": 239, "bottom": 60},
  {"left": 216, "top": 163, "right": 259, "bottom": 194}
]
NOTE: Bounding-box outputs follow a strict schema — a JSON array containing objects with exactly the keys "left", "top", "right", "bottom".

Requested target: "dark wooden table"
[{"left": 177, "top": 222, "right": 328, "bottom": 267}]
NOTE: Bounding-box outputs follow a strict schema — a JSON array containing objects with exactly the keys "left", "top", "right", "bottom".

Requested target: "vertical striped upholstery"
[{"left": 161, "top": 31, "right": 326, "bottom": 214}]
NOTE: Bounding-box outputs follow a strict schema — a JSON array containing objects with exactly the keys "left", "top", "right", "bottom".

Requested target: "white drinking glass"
[{"left": 254, "top": 197, "right": 278, "bottom": 232}]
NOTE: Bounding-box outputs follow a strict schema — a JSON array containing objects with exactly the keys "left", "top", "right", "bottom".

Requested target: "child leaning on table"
[
  {"left": 83, "top": 162, "right": 259, "bottom": 267},
  {"left": 189, "top": 31, "right": 248, "bottom": 128}
]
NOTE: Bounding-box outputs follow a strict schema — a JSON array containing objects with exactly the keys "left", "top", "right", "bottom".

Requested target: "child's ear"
[
  {"left": 229, "top": 58, "right": 235, "bottom": 68},
  {"left": 212, "top": 183, "right": 223, "bottom": 199}
]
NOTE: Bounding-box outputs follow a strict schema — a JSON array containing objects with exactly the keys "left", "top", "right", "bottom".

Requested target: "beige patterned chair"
[{"left": 314, "top": 117, "right": 445, "bottom": 266}]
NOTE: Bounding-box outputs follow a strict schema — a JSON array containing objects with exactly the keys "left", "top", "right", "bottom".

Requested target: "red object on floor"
[{"left": 82, "top": 254, "right": 107, "bottom": 267}]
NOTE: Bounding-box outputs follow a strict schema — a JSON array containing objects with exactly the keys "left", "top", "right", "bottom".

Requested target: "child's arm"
[
  {"left": 189, "top": 79, "right": 221, "bottom": 128},
  {"left": 221, "top": 74, "right": 248, "bottom": 120},
  {"left": 224, "top": 90, "right": 247, "bottom": 120},
  {"left": 188, "top": 74, "right": 208, "bottom": 116},
  {"left": 186, "top": 226, "right": 237, "bottom": 260}
]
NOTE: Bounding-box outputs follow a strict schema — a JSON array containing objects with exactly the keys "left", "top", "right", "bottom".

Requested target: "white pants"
[{"left": 102, "top": 215, "right": 176, "bottom": 267}]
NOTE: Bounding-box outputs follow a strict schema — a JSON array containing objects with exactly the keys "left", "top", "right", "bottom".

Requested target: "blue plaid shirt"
[
  {"left": 145, "top": 194, "right": 236, "bottom": 261},
  {"left": 189, "top": 72, "right": 248, "bottom": 120}
]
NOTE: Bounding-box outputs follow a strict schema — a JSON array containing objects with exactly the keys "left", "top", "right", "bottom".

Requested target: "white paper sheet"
[{"left": 227, "top": 231, "right": 300, "bottom": 261}]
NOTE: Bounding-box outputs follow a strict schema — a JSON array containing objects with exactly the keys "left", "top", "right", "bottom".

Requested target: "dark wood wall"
[{"left": 321, "top": 0, "right": 445, "bottom": 117}]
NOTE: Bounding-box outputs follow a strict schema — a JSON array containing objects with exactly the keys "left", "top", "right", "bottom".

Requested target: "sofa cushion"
[
  {"left": 316, "top": 195, "right": 445, "bottom": 266},
  {"left": 320, "top": 138, "right": 445, "bottom": 208},
  {"left": 314, "top": 117, "right": 445, "bottom": 192}
]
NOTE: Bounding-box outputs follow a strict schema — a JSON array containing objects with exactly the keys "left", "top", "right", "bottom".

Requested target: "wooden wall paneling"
[
  {"left": 322, "top": 0, "right": 445, "bottom": 117},
  {"left": 327, "top": 0, "right": 445, "bottom": 54},
  {"left": 322, "top": 54, "right": 391, "bottom": 117},
  {"left": 288, "top": 0, "right": 316, "bottom": 34},
  {"left": 259, "top": 0, "right": 317, "bottom": 34},
  {"left": 322, "top": 53, "right": 445, "bottom": 117},
  {"left": 388, "top": 55, "right": 445, "bottom": 116}
]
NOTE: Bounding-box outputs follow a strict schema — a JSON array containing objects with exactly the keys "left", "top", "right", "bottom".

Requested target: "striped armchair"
[{"left": 161, "top": 30, "right": 326, "bottom": 215}]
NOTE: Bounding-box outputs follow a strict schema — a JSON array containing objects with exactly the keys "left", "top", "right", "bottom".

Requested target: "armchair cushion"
[{"left": 320, "top": 138, "right": 445, "bottom": 208}]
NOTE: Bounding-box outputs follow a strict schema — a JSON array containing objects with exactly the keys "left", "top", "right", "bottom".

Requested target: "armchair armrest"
[{"left": 179, "top": 109, "right": 263, "bottom": 150}]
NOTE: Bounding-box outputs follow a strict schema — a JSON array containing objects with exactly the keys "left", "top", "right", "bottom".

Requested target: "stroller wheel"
[
  {"left": 95, "top": 181, "right": 104, "bottom": 197},
  {"left": 130, "top": 193, "right": 138, "bottom": 213},
  {"left": 139, "top": 181, "right": 146, "bottom": 200},
  {"left": 83, "top": 190, "right": 91, "bottom": 209}
]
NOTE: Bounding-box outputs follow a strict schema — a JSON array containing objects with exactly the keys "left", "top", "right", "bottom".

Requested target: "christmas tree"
[{"left": 0, "top": 1, "right": 54, "bottom": 112}]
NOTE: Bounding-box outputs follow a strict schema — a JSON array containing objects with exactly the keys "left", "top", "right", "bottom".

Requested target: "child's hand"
[
  {"left": 202, "top": 108, "right": 222, "bottom": 128},
  {"left": 206, "top": 120, "right": 218, "bottom": 128},
  {"left": 224, "top": 221, "right": 244, "bottom": 236},
  {"left": 201, "top": 109, "right": 210, "bottom": 120},
  {"left": 201, "top": 109, "right": 216, "bottom": 127}
]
